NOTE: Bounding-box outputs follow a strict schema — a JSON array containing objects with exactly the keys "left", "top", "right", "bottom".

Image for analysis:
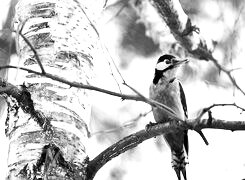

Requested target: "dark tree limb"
[
  {"left": 0, "top": 79, "right": 52, "bottom": 131},
  {"left": 86, "top": 106, "right": 245, "bottom": 180},
  {"left": 188, "top": 118, "right": 245, "bottom": 131},
  {"left": 86, "top": 120, "right": 181, "bottom": 180},
  {"left": 86, "top": 102, "right": 245, "bottom": 180}
]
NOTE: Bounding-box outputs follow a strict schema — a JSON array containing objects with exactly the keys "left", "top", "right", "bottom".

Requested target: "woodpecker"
[{"left": 149, "top": 54, "right": 189, "bottom": 180}]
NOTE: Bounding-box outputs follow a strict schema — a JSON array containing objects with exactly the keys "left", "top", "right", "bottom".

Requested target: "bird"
[{"left": 149, "top": 54, "right": 189, "bottom": 180}]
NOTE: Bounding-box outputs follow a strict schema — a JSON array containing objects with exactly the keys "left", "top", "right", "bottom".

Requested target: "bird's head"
[{"left": 153, "top": 54, "right": 188, "bottom": 84}]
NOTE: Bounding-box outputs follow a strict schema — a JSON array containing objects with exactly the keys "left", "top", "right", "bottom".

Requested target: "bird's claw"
[{"left": 145, "top": 121, "right": 157, "bottom": 131}]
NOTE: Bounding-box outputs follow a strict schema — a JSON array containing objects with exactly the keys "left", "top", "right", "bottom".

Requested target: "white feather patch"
[{"left": 156, "top": 61, "right": 168, "bottom": 70}]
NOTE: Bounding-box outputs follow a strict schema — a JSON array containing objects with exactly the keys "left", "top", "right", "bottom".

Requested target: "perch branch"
[
  {"left": 188, "top": 118, "right": 245, "bottom": 131},
  {"left": 87, "top": 107, "right": 245, "bottom": 180},
  {"left": 87, "top": 120, "right": 182, "bottom": 180}
]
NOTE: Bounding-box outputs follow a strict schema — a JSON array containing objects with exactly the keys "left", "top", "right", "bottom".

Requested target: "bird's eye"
[{"left": 165, "top": 59, "right": 172, "bottom": 64}]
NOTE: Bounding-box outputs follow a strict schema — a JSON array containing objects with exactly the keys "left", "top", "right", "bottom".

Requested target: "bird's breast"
[{"left": 149, "top": 80, "right": 185, "bottom": 123}]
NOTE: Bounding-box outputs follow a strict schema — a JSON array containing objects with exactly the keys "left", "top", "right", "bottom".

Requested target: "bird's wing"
[
  {"left": 179, "top": 82, "right": 189, "bottom": 155},
  {"left": 179, "top": 82, "right": 188, "bottom": 118}
]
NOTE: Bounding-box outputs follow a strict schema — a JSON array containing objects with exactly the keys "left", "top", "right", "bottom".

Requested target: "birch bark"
[{"left": 6, "top": 0, "right": 103, "bottom": 179}]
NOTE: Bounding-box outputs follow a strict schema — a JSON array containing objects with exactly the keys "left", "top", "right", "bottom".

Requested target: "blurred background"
[{"left": 1, "top": 0, "right": 245, "bottom": 179}]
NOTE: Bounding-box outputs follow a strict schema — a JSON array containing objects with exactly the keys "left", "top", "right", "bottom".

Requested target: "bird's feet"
[{"left": 145, "top": 121, "right": 158, "bottom": 131}]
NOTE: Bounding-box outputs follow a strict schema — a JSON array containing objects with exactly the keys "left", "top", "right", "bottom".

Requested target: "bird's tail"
[{"left": 171, "top": 149, "right": 188, "bottom": 180}]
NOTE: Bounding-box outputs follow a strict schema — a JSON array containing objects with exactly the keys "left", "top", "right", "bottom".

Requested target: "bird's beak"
[
  {"left": 160, "top": 58, "right": 189, "bottom": 74},
  {"left": 172, "top": 58, "right": 189, "bottom": 68}
]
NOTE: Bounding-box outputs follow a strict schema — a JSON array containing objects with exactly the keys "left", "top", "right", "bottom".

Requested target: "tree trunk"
[{"left": 6, "top": 0, "right": 103, "bottom": 179}]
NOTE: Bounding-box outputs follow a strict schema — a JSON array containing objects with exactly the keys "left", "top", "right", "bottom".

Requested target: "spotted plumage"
[{"left": 149, "top": 54, "right": 189, "bottom": 180}]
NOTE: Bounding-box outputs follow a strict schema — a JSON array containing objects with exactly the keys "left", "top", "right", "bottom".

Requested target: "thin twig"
[
  {"left": 79, "top": 3, "right": 99, "bottom": 37},
  {"left": 209, "top": 56, "right": 245, "bottom": 96},
  {"left": 233, "top": 3, "right": 245, "bottom": 29},
  {"left": 109, "top": 51, "right": 125, "bottom": 84},
  {"left": 100, "top": 42, "right": 123, "bottom": 94},
  {"left": 123, "top": 82, "right": 145, "bottom": 99},
  {"left": 198, "top": 103, "right": 245, "bottom": 119},
  {"left": 0, "top": 65, "right": 176, "bottom": 117},
  {"left": 103, "top": 0, "right": 108, "bottom": 8},
  {"left": 124, "top": 82, "right": 177, "bottom": 116},
  {"left": 105, "top": 0, "right": 129, "bottom": 23},
  {"left": 91, "top": 110, "right": 152, "bottom": 136},
  {"left": 18, "top": 21, "right": 46, "bottom": 74}
]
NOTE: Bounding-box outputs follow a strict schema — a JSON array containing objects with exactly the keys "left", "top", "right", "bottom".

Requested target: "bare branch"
[
  {"left": 123, "top": 81, "right": 177, "bottom": 116},
  {"left": 0, "top": 65, "right": 177, "bottom": 118},
  {"left": 188, "top": 118, "right": 245, "bottom": 132},
  {"left": 209, "top": 57, "right": 245, "bottom": 96},
  {"left": 198, "top": 103, "right": 245, "bottom": 119}
]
